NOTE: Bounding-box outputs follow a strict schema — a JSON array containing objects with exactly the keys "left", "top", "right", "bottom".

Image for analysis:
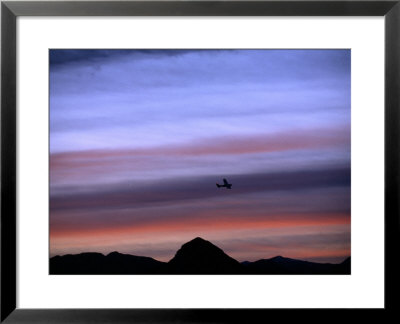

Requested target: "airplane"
[{"left": 216, "top": 178, "right": 232, "bottom": 189}]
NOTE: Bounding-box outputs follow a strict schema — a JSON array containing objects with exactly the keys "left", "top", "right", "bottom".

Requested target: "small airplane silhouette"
[{"left": 216, "top": 178, "right": 232, "bottom": 189}]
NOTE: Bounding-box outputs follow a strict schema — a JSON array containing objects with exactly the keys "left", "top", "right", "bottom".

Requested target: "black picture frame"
[{"left": 1, "top": 1, "right": 399, "bottom": 322}]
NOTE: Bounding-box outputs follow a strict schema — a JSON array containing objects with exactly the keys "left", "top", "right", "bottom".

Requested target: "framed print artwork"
[
  {"left": 1, "top": 1, "right": 399, "bottom": 323},
  {"left": 49, "top": 48, "right": 351, "bottom": 276}
]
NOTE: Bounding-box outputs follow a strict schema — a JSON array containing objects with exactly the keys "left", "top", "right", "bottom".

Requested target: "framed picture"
[
  {"left": 1, "top": 0, "right": 399, "bottom": 322},
  {"left": 48, "top": 47, "right": 352, "bottom": 277}
]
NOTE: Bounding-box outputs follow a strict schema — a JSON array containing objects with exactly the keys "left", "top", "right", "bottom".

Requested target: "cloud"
[
  {"left": 49, "top": 125, "right": 350, "bottom": 188},
  {"left": 50, "top": 166, "right": 350, "bottom": 214},
  {"left": 51, "top": 125, "right": 349, "bottom": 160},
  {"left": 50, "top": 49, "right": 208, "bottom": 66},
  {"left": 49, "top": 49, "right": 350, "bottom": 153}
]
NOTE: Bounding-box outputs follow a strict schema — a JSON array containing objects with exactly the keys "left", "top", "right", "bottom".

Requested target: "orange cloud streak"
[
  {"left": 50, "top": 126, "right": 349, "bottom": 172},
  {"left": 51, "top": 212, "right": 349, "bottom": 240}
]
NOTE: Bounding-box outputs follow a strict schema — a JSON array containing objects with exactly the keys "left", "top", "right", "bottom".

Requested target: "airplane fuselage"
[{"left": 216, "top": 180, "right": 232, "bottom": 189}]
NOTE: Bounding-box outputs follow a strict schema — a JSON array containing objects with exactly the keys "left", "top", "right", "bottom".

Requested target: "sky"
[{"left": 49, "top": 49, "right": 351, "bottom": 263}]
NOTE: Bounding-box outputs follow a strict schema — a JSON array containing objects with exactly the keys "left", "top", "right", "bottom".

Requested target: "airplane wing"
[{"left": 223, "top": 178, "right": 228, "bottom": 185}]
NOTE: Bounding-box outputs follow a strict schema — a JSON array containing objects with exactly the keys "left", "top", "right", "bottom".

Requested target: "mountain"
[
  {"left": 336, "top": 256, "right": 351, "bottom": 274},
  {"left": 168, "top": 237, "right": 243, "bottom": 274},
  {"left": 50, "top": 237, "right": 350, "bottom": 275},
  {"left": 242, "top": 255, "right": 350, "bottom": 274},
  {"left": 50, "top": 251, "right": 167, "bottom": 274}
]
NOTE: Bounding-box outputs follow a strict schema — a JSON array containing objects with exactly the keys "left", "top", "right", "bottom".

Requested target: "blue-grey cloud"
[{"left": 50, "top": 167, "right": 350, "bottom": 212}]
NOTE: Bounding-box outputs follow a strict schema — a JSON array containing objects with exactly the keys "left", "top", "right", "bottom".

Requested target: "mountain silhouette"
[
  {"left": 50, "top": 251, "right": 167, "bottom": 274},
  {"left": 242, "top": 255, "right": 350, "bottom": 274},
  {"left": 50, "top": 237, "right": 350, "bottom": 275},
  {"left": 168, "top": 237, "right": 243, "bottom": 274},
  {"left": 335, "top": 256, "right": 351, "bottom": 274}
]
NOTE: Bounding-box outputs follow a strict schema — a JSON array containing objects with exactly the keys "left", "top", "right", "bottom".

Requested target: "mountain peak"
[
  {"left": 341, "top": 256, "right": 351, "bottom": 264},
  {"left": 192, "top": 237, "right": 207, "bottom": 243},
  {"left": 181, "top": 237, "right": 214, "bottom": 248},
  {"left": 168, "top": 237, "right": 242, "bottom": 274},
  {"left": 107, "top": 251, "right": 121, "bottom": 257}
]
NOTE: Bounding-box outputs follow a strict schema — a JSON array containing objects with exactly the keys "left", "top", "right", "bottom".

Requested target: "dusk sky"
[{"left": 49, "top": 49, "right": 350, "bottom": 263}]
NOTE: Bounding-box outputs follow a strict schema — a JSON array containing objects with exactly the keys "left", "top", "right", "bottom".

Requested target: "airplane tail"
[{"left": 216, "top": 183, "right": 221, "bottom": 188}]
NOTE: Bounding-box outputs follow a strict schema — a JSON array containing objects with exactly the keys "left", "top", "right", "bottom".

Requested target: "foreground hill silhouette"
[
  {"left": 50, "top": 251, "right": 167, "bottom": 274},
  {"left": 50, "top": 237, "right": 350, "bottom": 275},
  {"left": 242, "top": 255, "right": 351, "bottom": 274},
  {"left": 168, "top": 237, "right": 243, "bottom": 274}
]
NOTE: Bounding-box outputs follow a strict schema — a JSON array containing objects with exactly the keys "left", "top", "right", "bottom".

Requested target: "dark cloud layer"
[
  {"left": 50, "top": 167, "right": 350, "bottom": 212},
  {"left": 50, "top": 49, "right": 211, "bottom": 66}
]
